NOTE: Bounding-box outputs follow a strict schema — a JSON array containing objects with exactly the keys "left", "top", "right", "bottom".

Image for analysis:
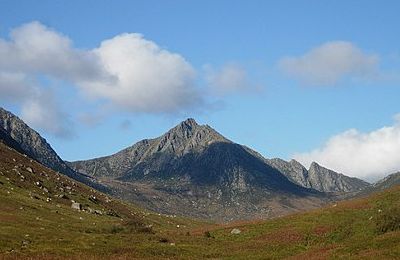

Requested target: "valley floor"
[{"left": 1, "top": 186, "right": 399, "bottom": 259}]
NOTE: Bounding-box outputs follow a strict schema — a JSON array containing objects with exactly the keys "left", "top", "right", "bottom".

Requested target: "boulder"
[
  {"left": 230, "top": 228, "right": 241, "bottom": 234},
  {"left": 71, "top": 202, "right": 81, "bottom": 210}
]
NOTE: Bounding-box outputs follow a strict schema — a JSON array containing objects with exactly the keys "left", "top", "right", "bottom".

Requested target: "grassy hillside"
[{"left": 1, "top": 142, "right": 399, "bottom": 259}]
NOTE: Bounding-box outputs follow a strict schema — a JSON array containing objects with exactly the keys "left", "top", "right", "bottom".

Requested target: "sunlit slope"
[
  {"left": 0, "top": 142, "right": 209, "bottom": 258},
  {"left": 202, "top": 185, "right": 400, "bottom": 259}
]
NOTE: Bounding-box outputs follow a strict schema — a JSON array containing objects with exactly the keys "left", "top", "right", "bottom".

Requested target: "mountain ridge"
[
  {"left": 267, "top": 158, "right": 370, "bottom": 192},
  {"left": 0, "top": 107, "right": 106, "bottom": 191},
  {"left": 69, "top": 118, "right": 335, "bottom": 221}
]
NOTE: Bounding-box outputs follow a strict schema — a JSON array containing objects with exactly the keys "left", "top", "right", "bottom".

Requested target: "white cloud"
[
  {"left": 0, "top": 22, "right": 202, "bottom": 114},
  {"left": 80, "top": 33, "right": 202, "bottom": 113},
  {"left": 0, "top": 71, "right": 74, "bottom": 138},
  {"left": 278, "top": 41, "right": 379, "bottom": 85},
  {"left": 294, "top": 115, "right": 400, "bottom": 181},
  {"left": 0, "top": 21, "right": 107, "bottom": 82},
  {"left": 205, "top": 63, "right": 258, "bottom": 95},
  {"left": 0, "top": 72, "right": 35, "bottom": 102},
  {"left": 0, "top": 22, "right": 204, "bottom": 137},
  {"left": 20, "top": 92, "right": 75, "bottom": 139}
]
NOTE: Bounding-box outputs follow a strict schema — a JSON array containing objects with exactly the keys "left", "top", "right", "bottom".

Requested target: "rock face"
[
  {"left": 268, "top": 158, "right": 370, "bottom": 192},
  {"left": 70, "top": 118, "right": 330, "bottom": 221},
  {"left": 307, "top": 162, "right": 369, "bottom": 192},
  {"left": 268, "top": 159, "right": 312, "bottom": 188},
  {"left": 0, "top": 107, "right": 105, "bottom": 191},
  {"left": 373, "top": 172, "right": 400, "bottom": 191}
]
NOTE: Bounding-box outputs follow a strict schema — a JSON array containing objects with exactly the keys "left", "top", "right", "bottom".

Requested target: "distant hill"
[
  {"left": 373, "top": 172, "right": 400, "bottom": 191},
  {"left": 355, "top": 172, "right": 400, "bottom": 198}
]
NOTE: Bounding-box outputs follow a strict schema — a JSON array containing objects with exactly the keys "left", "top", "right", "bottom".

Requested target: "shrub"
[
  {"left": 110, "top": 225, "right": 124, "bottom": 234},
  {"left": 375, "top": 206, "right": 400, "bottom": 234},
  {"left": 204, "top": 231, "right": 214, "bottom": 238}
]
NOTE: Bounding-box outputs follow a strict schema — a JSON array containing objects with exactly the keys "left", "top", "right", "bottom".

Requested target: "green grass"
[{"left": 0, "top": 143, "right": 399, "bottom": 259}]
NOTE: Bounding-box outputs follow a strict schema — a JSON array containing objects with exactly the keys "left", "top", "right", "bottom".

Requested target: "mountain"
[
  {"left": 70, "top": 118, "right": 331, "bottom": 221},
  {"left": 2, "top": 139, "right": 399, "bottom": 258},
  {"left": 268, "top": 159, "right": 370, "bottom": 192},
  {"left": 356, "top": 172, "right": 400, "bottom": 197},
  {"left": 0, "top": 107, "right": 105, "bottom": 191},
  {"left": 373, "top": 172, "right": 400, "bottom": 191}
]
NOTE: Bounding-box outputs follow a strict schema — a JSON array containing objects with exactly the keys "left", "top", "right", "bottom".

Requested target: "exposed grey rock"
[
  {"left": 71, "top": 202, "right": 81, "bottom": 210},
  {"left": 0, "top": 107, "right": 107, "bottom": 192},
  {"left": 307, "top": 162, "right": 370, "bottom": 192},
  {"left": 230, "top": 228, "right": 241, "bottom": 234},
  {"left": 0, "top": 107, "right": 70, "bottom": 174},
  {"left": 267, "top": 159, "right": 312, "bottom": 188},
  {"left": 268, "top": 159, "right": 370, "bottom": 192}
]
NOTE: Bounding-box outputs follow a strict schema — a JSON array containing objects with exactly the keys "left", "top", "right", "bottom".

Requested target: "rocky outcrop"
[
  {"left": 0, "top": 107, "right": 68, "bottom": 173},
  {"left": 307, "top": 162, "right": 370, "bottom": 192},
  {"left": 268, "top": 159, "right": 312, "bottom": 188},
  {"left": 267, "top": 159, "right": 370, "bottom": 192},
  {"left": 0, "top": 107, "right": 105, "bottom": 191}
]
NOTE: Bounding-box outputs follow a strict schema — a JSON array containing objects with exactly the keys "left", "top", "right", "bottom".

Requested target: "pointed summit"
[
  {"left": 173, "top": 118, "right": 199, "bottom": 136},
  {"left": 308, "top": 162, "right": 370, "bottom": 192},
  {"left": 309, "top": 161, "right": 320, "bottom": 169},
  {"left": 181, "top": 118, "right": 198, "bottom": 127}
]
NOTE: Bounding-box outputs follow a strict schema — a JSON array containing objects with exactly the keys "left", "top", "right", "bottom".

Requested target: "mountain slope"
[
  {"left": 0, "top": 141, "right": 203, "bottom": 258},
  {"left": 0, "top": 107, "right": 105, "bottom": 190},
  {"left": 70, "top": 118, "right": 229, "bottom": 178},
  {"left": 268, "top": 158, "right": 370, "bottom": 192},
  {"left": 70, "top": 119, "right": 330, "bottom": 221},
  {"left": 356, "top": 172, "right": 400, "bottom": 198},
  {"left": 373, "top": 172, "right": 400, "bottom": 191}
]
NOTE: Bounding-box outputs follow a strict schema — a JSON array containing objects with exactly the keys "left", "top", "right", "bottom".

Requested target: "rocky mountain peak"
[
  {"left": 309, "top": 161, "right": 320, "bottom": 169},
  {"left": 307, "top": 162, "right": 370, "bottom": 192},
  {"left": 289, "top": 159, "right": 306, "bottom": 168},
  {"left": 268, "top": 159, "right": 370, "bottom": 192},
  {"left": 167, "top": 118, "right": 200, "bottom": 139},
  {"left": 180, "top": 118, "right": 198, "bottom": 128},
  {"left": 164, "top": 118, "right": 228, "bottom": 147}
]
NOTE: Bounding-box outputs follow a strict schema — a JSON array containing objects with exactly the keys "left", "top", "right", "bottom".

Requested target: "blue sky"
[{"left": 1, "top": 1, "right": 400, "bottom": 180}]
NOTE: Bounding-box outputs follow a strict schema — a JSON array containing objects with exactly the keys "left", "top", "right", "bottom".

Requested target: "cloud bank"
[
  {"left": 279, "top": 41, "right": 379, "bottom": 86},
  {"left": 0, "top": 21, "right": 203, "bottom": 137},
  {"left": 294, "top": 115, "right": 400, "bottom": 181}
]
